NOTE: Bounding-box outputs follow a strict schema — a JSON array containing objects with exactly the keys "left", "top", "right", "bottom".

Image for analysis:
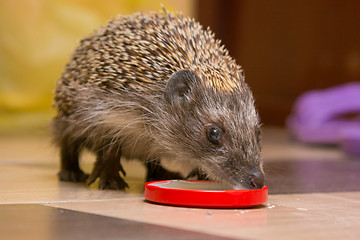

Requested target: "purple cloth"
[{"left": 287, "top": 82, "right": 360, "bottom": 156}]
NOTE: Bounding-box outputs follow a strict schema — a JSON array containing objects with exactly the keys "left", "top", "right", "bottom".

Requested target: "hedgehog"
[{"left": 52, "top": 8, "right": 264, "bottom": 190}]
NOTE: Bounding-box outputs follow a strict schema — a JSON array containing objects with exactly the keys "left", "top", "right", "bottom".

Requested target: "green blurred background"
[{"left": 0, "top": 0, "right": 194, "bottom": 134}]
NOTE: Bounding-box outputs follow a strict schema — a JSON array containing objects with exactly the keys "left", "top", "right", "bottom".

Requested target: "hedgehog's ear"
[{"left": 165, "top": 69, "right": 199, "bottom": 105}]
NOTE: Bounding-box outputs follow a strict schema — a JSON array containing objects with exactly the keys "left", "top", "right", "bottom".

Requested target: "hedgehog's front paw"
[
  {"left": 98, "top": 171, "right": 129, "bottom": 190},
  {"left": 88, "top": 160, "right": 128, "bottom": 190},
  {"left": 58, "top": 169, "right": 89, "bottom": 182}
]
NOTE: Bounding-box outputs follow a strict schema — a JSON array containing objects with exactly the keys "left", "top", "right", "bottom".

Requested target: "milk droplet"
[{"left": 297, "top": 208, "right": 308, "bottom": 211}]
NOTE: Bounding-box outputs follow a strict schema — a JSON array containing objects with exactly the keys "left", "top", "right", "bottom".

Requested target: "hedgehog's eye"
[{"left": 207, "top": 127, "right": 222, "bottom": 144}]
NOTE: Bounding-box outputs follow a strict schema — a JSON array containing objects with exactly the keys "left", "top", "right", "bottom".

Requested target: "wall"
[
  {"left": 197, "top": 0, "right": 360, "bottom": 125},
  {"left": 0, "top": 0, "right": 195, "bottom": 133}
]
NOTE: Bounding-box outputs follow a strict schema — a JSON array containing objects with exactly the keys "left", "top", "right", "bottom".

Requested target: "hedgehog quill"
[{"left": 52, "top": 8, "right": 264, "bottom": 190}]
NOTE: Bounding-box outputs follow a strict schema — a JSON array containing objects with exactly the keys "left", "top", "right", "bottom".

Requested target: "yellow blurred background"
[{"left": 0, "top": 0, "right": 194, "bottom": 134}]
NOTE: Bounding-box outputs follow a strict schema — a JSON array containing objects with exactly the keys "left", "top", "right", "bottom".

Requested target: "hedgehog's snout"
[
  {"left": 247, "top": 169, "right": 264, "bottom": 189},
  {"left": 231, "top": 168, "right": 264, "bottom": 190}
]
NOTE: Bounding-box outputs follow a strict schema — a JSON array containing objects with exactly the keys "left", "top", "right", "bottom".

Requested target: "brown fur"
[{"left": 52, "top": 8, "right": 264, "bottom": 190}]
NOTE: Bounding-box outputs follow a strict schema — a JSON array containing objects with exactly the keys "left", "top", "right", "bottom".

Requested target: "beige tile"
[
  {"left": 0, "top": 133, "right": 147, "bottom": 204},
  {"left": 0, "top": 133, "right": 57, "bottom": 164},
  {"left": 46, "top": 192, "right": 360, "bottom": 240},
  {"left": 0, "top": 133, "right": 146, "bottom": 178},
  {"left": 262, "top": 127, "right": 345, "bottom": 162},
  {"left": 2, "top": 129, "right": 360, "bottom": 240},
  {"left": 0, "top": 164, "right": 144, "bottom": 204}
]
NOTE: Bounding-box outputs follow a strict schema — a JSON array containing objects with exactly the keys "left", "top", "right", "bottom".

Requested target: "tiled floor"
[{"left": 1, "top": 128, "right": 360, "bottom": 240}]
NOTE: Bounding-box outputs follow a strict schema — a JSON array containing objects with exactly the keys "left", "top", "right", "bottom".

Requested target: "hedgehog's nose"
[{"left": 248, "top": 170, "right": 264, "bottom": 189}]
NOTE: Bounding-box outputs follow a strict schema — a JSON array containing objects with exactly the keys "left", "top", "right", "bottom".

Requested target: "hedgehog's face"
[{"left": 163, "top": 69, "right": 264, "bottom": 189}]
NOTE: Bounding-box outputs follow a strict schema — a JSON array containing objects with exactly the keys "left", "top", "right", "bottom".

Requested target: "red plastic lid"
[{"left": 144, "top": 180, "right": 268, "bottom": 208}]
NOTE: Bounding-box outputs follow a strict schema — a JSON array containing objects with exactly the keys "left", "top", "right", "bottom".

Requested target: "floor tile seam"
[
  {"left": 0, "top": 204, "right": 244, "bottom": 240},
  {"left": 313, "top": 192, "right": 360, "bottom": 203},
  {"left": 38, "top": 203, "right": 360, "bottom": 240},
  {"left": 40, "top": 204, "right": 247, "bottom": 240},
  {"left": 0, "top": 197, "right": 144, "bottom": 205},
  {"left": 269, "top": 190, "right": 360, "bottom": 197},
  {"left": 0, "top": 162, "right": 57, "bottom": 168}
]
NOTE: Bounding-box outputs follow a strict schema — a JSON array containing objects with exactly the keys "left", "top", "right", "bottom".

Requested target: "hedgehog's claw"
[
  {"left": 98, "top": 171, "right": 129, "bottom": 190},
  {"left": 58, "top": 169, "right": 89, "bottom": 182}
]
